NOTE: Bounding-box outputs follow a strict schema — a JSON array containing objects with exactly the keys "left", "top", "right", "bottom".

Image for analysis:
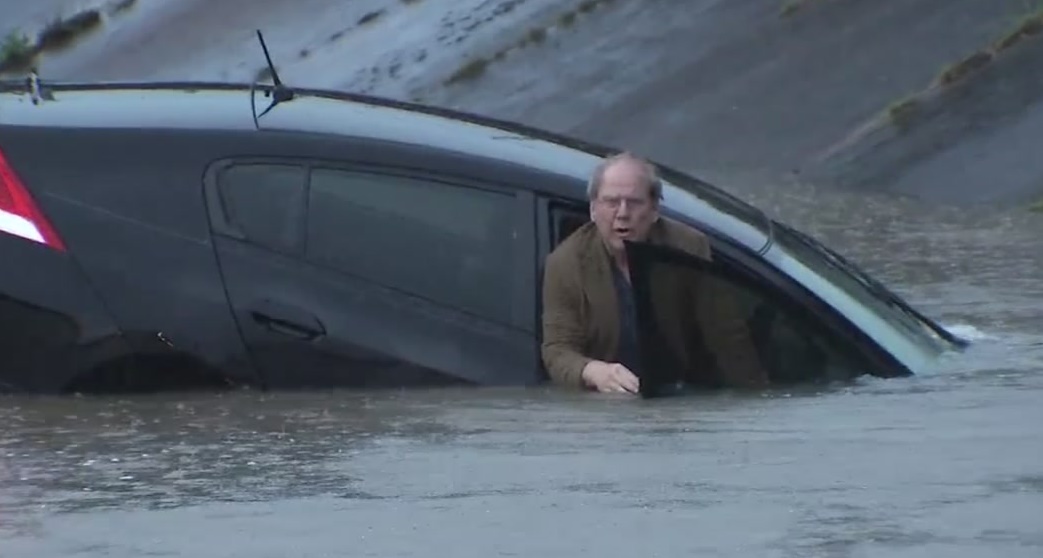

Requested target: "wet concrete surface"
[{"left": 2, "top": 0, "right": 1043, "bottom": 555}]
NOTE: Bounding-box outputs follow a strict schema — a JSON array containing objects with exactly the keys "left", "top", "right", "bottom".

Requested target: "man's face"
[{"left": 589, "top": 161, "right": 659, "bottom": 255}]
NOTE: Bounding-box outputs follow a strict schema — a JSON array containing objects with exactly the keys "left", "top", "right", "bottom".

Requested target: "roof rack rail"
[
  {"left": 26, "top": 69, "right": 55, "bottom": 104},
  {"left": 249, "top": 29, "right": 295, "bottom": 129},
  {"left": 0, "top": 68, "right": 54, "bottom": 104}
]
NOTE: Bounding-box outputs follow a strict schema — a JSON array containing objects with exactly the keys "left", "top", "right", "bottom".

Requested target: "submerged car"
[{"left": 0, "top": 64, "right": 968, "bottom": 394}]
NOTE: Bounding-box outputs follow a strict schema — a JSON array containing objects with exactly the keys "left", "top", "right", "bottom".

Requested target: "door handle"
[{"left": 248, "top": 299, "right": 325, "bottom": 340}]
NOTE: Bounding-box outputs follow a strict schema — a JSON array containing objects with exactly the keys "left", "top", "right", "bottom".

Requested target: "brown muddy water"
[{"left": 2, "top": 0, "right": 1042, "bottom": 556}]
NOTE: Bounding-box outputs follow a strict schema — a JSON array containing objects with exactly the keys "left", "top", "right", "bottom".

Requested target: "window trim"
[{"left": 203, "top": 157, "right": 309, "bottom": 257}]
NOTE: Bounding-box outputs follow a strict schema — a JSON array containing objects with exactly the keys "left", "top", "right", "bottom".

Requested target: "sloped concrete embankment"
[
  {"left": 3, "top": 0, "right": 1041, "bottom": 208},
  {"left": 428, "top": 0, "right": 1037, "bottom": 207},
  {"left": 802, "top": 11, "right": 1043, "bottom": 206},
  {"left": 0, "top": 0, "right": 137, "bottom": 76}
]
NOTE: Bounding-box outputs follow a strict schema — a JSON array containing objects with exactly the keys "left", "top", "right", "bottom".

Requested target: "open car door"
[{"left": 624, "top": 240, "right": 887, "bottom": 398}]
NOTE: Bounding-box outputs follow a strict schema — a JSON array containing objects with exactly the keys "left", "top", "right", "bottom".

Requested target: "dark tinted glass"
[
  {"left": 306, "top": 168, "right": 517, "bottom": 323},
  {"left": 218, "top": 164, "right": 305, "bottom": 252},
  {"left": 629, "top": 243, "right": 877, "bottom": 395}
]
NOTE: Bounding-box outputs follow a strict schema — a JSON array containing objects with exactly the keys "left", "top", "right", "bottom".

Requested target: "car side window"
[
  {"left": 216, "top": 163, "right": 305, "bottom": 253},
  {"left": 706, "top": 269, "right": 872, "bottom": 385},
  {"left": 305, "top": 167, "right": 518, "bottom": 323},
  {"left": 550, "top": 202, "right": 589, "bottom": 248},
  {"left": 630, "top": 242, "right": 877, "bottom": 388}
]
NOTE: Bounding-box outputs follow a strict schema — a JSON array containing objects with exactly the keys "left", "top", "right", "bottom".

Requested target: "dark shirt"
[{"left": 611, "top": 264, "right": 641, "bottom": 376}]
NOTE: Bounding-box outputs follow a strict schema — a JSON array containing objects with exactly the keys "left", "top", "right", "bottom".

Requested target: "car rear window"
[
  {"left": 305, "top": 168, "right": 517, "bottom": 323},
  {"left": 217, "top": 164, "right": 305, "bottom": 253}
]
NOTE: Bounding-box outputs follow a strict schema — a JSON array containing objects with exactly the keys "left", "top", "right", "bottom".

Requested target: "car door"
[
  {"left": 204, "top": 154, "right": 538, "bottom": 390},
  {"left": 623, "top": 236, "right": 905, "bottom": 397}
]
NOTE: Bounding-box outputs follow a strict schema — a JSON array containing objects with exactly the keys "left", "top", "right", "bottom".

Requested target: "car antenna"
[{"left": 249, "top": 29, "right": 295, "bottom": 129}]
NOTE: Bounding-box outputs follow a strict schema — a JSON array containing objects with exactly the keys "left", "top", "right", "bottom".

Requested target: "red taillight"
[{"left": 0, "top": 148, "right": 66, "bottom": 251}]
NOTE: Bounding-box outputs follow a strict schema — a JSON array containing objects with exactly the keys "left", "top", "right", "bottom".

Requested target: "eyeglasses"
[{"left": 595, "top": 195, "right": 651, "bottom": 210}]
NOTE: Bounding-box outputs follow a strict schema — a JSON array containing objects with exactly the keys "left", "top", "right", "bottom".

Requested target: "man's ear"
[{"left": 589, "top": 201, "right": 596, "bottom": 221}]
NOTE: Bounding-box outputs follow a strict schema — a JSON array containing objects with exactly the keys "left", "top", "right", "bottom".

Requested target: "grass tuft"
[
  {"left": 444, "top": 57, "right": 490, "bottom": 85},
  {"left": 780, "top": 0, "right": 824, "bottom": 18},
  {"left": 108, "top": 0, "right": 138, "bottom": 16},
  {"left": 357, "top": 10, "right": 385, "bottom": 26},
  {"left": 442, "top": 0, "right": 616, "bottom": 87},
  {"left": 0, "top": 32, "right": 37, "bottom": 74},
  {"left": 887, "top": 97, "right": 920, "bottom": 130},
  {"left": 37, "top": 9, "right": 103, "bottom": 51},
  {"left": 992, "top": 8, "right": 1043, "bottom": 52},
  {"left": 874, "top": 3, "right": 1043, "bottom": 131},
  {"left": 932, "top": 50, "right": 993, "bottom": 87}
]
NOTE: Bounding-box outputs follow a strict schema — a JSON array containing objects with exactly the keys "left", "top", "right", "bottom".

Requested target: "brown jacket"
[{"left": 540, "top": 217, "right": 768, "bottom": 390}]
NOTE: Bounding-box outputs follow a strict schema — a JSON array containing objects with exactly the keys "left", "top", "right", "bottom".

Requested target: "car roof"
[
  {"left": 0, "top": 78, "right": 773, "bottom": 252},
  {"left": 0, "top": 79, "right": 607, "bottom": 182}
]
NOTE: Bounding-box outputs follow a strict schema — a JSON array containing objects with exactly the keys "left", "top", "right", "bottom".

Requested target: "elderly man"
[{"left": 540, "top": 151, "right": 768, "bottom": 394}]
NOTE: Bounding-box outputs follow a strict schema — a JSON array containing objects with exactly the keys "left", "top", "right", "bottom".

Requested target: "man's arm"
[{"left": 540, "top": 253, "right": 593, "bottom": 389}]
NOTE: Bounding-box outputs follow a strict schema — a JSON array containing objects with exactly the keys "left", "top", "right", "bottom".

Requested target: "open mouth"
[{"left": 614, "top": 226, "right": 632, "bottom": 237}]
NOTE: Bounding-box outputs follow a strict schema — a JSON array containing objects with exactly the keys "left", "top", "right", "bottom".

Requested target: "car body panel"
[
  {"left": 0, "top": 232, "right": 130, "bottom": 393},
  {"left": 0, "top": 125, "right": 259, "bottom": 388},
  {"left": 199, "top": 137, "right": 547, "bottom": 388}
]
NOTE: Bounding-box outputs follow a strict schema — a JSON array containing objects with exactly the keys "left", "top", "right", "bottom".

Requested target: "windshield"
[{"left": 769, "top": 220, "right": 966, "bottom": 353}]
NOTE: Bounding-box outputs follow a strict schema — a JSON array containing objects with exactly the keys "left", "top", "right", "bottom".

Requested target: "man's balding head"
[{"left": 587, "top": 152, "right": 662, "bottom": 261}]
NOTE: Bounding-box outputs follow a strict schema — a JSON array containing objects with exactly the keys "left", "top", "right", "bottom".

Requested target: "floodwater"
[
  {"left": 2, "top": 180, "right": 1040, "bottom": 558},
  {"left": 2, "top": 0, "right": 1043, "bottom": 556}
]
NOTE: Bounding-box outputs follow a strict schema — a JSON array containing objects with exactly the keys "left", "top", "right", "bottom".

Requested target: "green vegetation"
[
  {"left": 931, "top": 3, "right": 1042, "bottom": 87},
  {"left": 444, "top": 0, "right": 616, "bottom": 86},
  {"left": 109, "top": 0, "right": 138, "bottom": 16},
  {"left": 37, "top": 9, "right": 103, "bottom": 51},
  {"left": 525, "top": 27, "right": 547, "bottom": 45},
  {"left": 1030, "top": 197, "right": 1043, "bottom": 213},
  {"left": 780, "top": 0, "right": 825, "bottom": 18},
  {"left": 876, "top": 3, "right": 1043, "bottom": 130},
  {"left": 577, "top": 0, "right": 601, "bottom": 13},
  {"left": 358, "top": 10, "right": 385, "bottom": 26},
  {"left": 993, "top": 5, "right": 1043, "bottom": 52},
  {"left": 886, "top": 97, "right": 919, "bottom": 129},
  {"left": 445, "top": 58, "right": 490, "bottom": 85},
  {"left": 932, "top": 50, "right": 993, "bottom": 87},
  {"left": 0, "top": 8, "right": 111, "bottom": 75},
  {"left": 0, "top": 32, "right": 36, "bottom": 74}
]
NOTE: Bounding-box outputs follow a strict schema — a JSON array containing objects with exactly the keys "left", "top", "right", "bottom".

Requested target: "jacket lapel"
[{"left": 578, "top": 226, "right": 620, "bottom": 360}]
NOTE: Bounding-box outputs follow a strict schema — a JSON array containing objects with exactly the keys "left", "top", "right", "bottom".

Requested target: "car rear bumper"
[{"left": 0, "top": 234, "right": 131, "bottom": 393}]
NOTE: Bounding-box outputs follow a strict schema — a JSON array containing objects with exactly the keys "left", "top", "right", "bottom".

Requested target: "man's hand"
[{"left": 581, "top": 361, "right": 640, "bottom": 394}]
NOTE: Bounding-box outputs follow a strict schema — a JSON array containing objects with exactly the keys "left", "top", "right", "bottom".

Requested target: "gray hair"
[{"left": 586, "top": 151, "right": 663, "bottom": 202}]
